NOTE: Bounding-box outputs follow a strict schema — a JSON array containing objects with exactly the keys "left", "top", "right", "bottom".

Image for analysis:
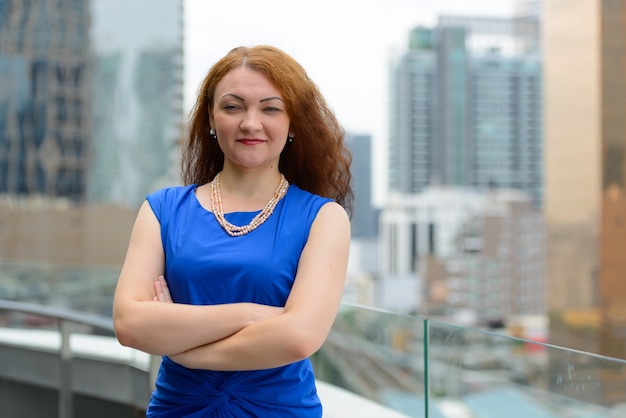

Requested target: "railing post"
[
  {"left": 149, "top": 355, "right": 161, "bottom": 392},
  {"left": 59, "top": 319, "right": 73, "bottom": 418},
  {"left": 423, "top": 318, "right": 429, "bottom": 418}
]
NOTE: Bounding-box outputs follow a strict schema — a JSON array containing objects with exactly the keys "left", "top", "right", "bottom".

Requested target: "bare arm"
[
  {"left": 170, "top": 202, "right": 350, "bottom": 370},
  {"left": 112, "top": 201, "right": 282, "bottom": 356}
]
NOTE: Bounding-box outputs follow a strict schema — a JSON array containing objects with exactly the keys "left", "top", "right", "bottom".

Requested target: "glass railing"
[
  {"left": 314, "top": 302, "right": 626, "bottom": 418},
  {"left": 3, "top": 260, "right": 626, "bottom": 417}
]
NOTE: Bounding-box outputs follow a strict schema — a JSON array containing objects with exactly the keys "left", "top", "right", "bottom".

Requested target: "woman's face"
[{"left": 210, "top": 67, "right": 291, "bottom": 171}]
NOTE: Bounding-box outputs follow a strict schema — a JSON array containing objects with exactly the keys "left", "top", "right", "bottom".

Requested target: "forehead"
[{"left": 215, "top": 67, "right": 282, "bottom": 99}]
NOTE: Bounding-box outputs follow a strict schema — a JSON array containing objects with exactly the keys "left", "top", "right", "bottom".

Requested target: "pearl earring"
[
  {"left": 288, "top": 132, "right": 295, "bottom": 142},
  {"left": 209, "top": 128, "right": 216, "bottom": 138}
]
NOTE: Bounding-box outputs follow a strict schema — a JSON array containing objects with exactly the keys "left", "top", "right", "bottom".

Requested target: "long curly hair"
[{"left": 180, "top": 45, "right": 353, "bottom": 215}]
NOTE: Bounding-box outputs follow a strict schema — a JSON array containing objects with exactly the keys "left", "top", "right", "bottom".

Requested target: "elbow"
[
  {"left": 285, "top": 328, "right": 326, "bottom": 361},
  {"left": 113, "top": 316, "right": 139, "bottom": 348}
]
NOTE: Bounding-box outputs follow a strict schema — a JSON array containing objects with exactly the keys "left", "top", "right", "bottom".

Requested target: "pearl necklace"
[{"left": 210, "top": 172, "right": 289, "bottom": 237}]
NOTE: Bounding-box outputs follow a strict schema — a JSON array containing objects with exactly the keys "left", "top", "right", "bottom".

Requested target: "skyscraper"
[
  {"left": 544, "top": 0, "right": 626, "bottom": 358},
  {"left": 0, "top": 0, "right": 92, "bottom": 202},
  {"left": 0, "top": 0, "right": 183, "bottom": 266},
  {"left": 88, "top": 0, "right": 183, "bottom": 206},
  {"left": 0, "top": 0, "right": 184, "bottom": 207},
  {"left": 344, "top": 133, "right": 378, "bottom": 239},
  {"left": 388, "top": 16, "right": 543, "bottom": 206}
]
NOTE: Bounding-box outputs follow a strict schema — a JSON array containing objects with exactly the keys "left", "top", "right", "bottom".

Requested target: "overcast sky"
[{"left": 183, "top": 0, "right": 515, "bottom": 200}]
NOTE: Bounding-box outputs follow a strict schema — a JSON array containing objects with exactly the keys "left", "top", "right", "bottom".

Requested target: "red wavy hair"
[{"left": 180, "top": 45, "right": 353, "bottom": 215}]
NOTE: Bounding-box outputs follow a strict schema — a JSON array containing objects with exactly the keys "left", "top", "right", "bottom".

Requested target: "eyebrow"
[{"left": 220, "top": 93, "right": 284, "bottom": 103}]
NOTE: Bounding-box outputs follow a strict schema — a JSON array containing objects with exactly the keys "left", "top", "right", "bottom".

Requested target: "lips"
[{"left": 237, "top": 139, "right": 264, "bottom": 145}]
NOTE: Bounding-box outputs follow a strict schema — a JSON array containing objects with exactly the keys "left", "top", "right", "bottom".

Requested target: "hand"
[{"left": 153, "top": 275, "right": 173, "bottom": 303}]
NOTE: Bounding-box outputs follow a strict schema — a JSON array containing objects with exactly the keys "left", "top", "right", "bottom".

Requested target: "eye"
[
  {"left": 223, "top": 104, "right": 241, "bottom": 112},
  {"left": 264, "top": 106, "right": 282, "bottom": 113}
]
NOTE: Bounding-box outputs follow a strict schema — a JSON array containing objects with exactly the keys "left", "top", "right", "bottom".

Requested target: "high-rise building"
[
  {"left": 544, "top": 0, "right": 626, "bottom": 358},
  {"left": 88, "top": 0, "right": 183, "bottom": 206},
  {"left": 345, "top": 133, "right": 378, "bottom": 239},
  {"left": 0, "top": 0, "right": 183, "bottom": 207},
  {"left": 0, "top": 0, "right": 92, "bottom": 202},
  {"left": 388, "top": 16, "right": 543, "bottom": 206},
  {"left": 0, "top": 0, "right": 183, "bottom": 266}
]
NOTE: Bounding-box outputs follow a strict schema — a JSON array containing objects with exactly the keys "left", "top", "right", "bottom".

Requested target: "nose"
[{"left": 240, "top": 110, "right": 262, "bottom": 132}]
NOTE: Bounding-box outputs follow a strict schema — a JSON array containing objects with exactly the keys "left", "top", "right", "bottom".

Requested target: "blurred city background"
[{"left": 2, "top": 0, "right": 626, "bottom": 417}]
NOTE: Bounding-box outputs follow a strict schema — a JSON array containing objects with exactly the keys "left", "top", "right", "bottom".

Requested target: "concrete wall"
[
  {"left": 0, "top": 203, "right": 137, "bottom": 267},
  {"left": 0, "top": 379, "right": 144, "bottom": 418}
]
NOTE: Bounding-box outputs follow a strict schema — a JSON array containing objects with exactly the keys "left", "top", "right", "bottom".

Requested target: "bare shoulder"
[
  {"left": 319, "top": 201, "right": 349, "bottom": 220},
  {"left": 136, "top": 200, "right": 158, "bottom": 224},
  {"left": 310, "top": 201, "right": 351, "bottom": 237}
]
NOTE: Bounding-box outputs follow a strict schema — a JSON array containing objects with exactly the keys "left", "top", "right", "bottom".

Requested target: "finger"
[
  {"left": 153, "top": 280, "right": 164, "bottom": 302},
  {"left": 159, "top": 275, "right": 173, "bottom": 303}
]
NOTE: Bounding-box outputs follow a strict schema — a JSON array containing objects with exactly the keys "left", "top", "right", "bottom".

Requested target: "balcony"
[{"left": 2, "top": 263, "right": 626, "bottom": 417}]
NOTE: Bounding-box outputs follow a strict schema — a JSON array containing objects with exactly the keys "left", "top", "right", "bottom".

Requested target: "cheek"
[
  {"left": 273, "top": 121, "right": 291, "bottom": 138},
  {"left": 214, "top": 118, "right": 237, "bottom": 136}
]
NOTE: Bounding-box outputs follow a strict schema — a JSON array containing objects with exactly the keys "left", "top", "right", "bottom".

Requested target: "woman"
[{"left": 113, "top": 45, "right": 353, "bottom": 417}]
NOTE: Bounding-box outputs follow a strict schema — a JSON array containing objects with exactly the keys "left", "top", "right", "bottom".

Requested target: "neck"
[
  {"left": 209, "top": 172, "right": 289, "bottom": 236},
  {"left": 217, "top": 168, "right": 282, "bottom": 197},
  {"left": 212, "top": 170, "right": 285, "bottom": 213}
]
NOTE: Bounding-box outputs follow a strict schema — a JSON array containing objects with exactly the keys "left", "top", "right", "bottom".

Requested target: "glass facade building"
[
  {"left": 0, "top": 0, "right": 92, "bottom": 202},
  {"left": 0, "top": 0, "right": 183, "bottom": 207},
  {"left": 0, "top": 0, "right": 183, "bottom": 265},
  {"left": 344, "top": 133, "right": 378, "bottom": 239},
  {"left": 388, "top": 16, "right": 543, "bottom": 207},
  {"left": 544, "top": 0, "right": 626, "bottom": 360},
  {"left": 88, "top": 0, "right": 183, "bottom": 207}
]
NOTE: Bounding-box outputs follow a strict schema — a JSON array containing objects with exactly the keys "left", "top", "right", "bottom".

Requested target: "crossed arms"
[{"left": 112, "top": 200, "right": 350, "bottom": 371}]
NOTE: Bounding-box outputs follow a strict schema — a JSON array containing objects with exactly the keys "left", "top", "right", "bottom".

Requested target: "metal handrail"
[
  {"left": 0, "top": 299, "right": 115, "bottom": 418},
  {"left": 0, "top": 299, "right": 114, "bottom": 331}
]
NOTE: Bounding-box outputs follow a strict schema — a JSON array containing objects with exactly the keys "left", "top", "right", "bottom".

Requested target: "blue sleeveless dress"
[{"left": 145, "top": 183, "right": 332, "bottom": 417}]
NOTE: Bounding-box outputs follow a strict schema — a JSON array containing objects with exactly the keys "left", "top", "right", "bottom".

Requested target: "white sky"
[{"left": 183, "top": 0, "right": 515, "bottom": 201}]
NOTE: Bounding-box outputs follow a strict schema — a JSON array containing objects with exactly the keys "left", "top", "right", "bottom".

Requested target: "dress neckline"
[{"left": 191, "top": 183, "right": 290, "bottom": 216}]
